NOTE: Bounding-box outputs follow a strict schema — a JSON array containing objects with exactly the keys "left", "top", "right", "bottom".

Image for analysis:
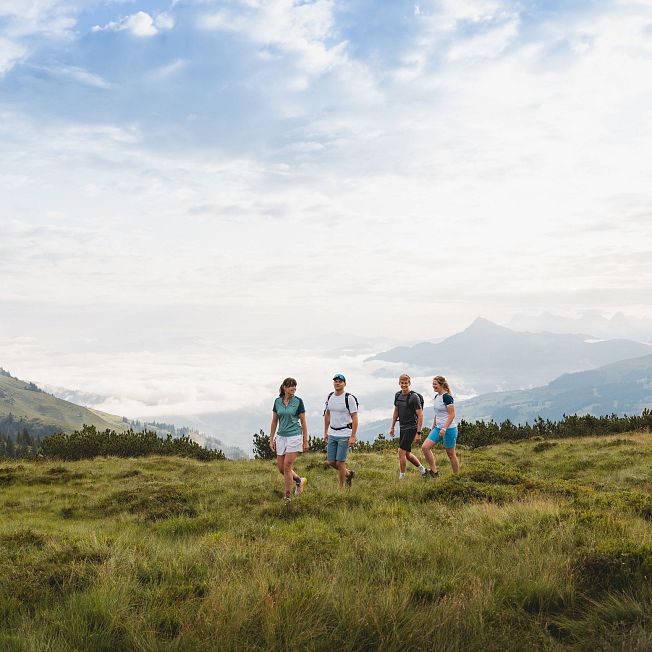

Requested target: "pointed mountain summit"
[{"left": 368, "top": 318, "right": 652, "bottom": 392}]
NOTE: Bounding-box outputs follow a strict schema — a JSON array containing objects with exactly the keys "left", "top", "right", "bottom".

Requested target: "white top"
[
  {"left": 433, "top": 392, "right": 456, "bottom": 428},
  {"left": 325, "top": 392, "right": 358, "bottom": 436}
]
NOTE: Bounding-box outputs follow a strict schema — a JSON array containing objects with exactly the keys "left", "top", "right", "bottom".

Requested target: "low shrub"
[
  {"left": 97, "top": 484, "right": 198, "bottom": 521},
  {"left": 423, "top": 476, "right": 523, "bottom": 505},
  {"left": 533, "top": 441, "right": 558, "bottom": 453},
  {"left": 603, "top": 438, "right": 638, "bottom": 447},
  {"left": 0, "top": 529, "right": 47, "bottom": 548},
  {"left": 464, "top": 460, "right": 527, "bottom": 485},
  {"left": 574, "top": 540, "right": 652, "bottom": 594},
  {"left": 40, "top": 426, "right": 225, "bottom": 461}
]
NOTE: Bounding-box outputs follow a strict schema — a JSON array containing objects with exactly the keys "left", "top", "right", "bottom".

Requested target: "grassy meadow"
[{"left": 2, "top": 433, "right": 652, "bottom": 651}]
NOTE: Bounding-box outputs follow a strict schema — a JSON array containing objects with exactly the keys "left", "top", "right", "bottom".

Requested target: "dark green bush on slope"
[
  {"left": 39, "top": 426, "right": 225, "bottom": 461},
  {"left": 457, "top": 410, "right": 652, "bottom": 448}
]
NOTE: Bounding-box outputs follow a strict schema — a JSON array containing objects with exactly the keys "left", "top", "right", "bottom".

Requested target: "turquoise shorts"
[{"left": 427, "top": 426, "right": 458, "bottom": 449}]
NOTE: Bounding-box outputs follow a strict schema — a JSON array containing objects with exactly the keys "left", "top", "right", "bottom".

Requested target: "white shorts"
[{"left": 275, "top": 435, "right": 304, "bottom": 455}]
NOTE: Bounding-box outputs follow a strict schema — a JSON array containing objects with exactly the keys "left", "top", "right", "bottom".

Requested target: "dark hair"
[{"left": 279, "top": 377, "right": 297, "bottom": 396}]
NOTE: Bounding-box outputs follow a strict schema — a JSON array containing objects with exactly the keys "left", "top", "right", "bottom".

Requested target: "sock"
[
  {"left": 418, "top": 465, "right": 426, "bottom": 474},
  {"left": 399, "top": 472, "right": 405, "bottom": 479}
]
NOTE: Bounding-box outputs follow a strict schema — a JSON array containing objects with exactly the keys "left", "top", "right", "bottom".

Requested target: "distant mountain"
[
  {"left": 368, "top": 318, "right": 652, "bottom": 393},
  {"left": 506, "top": 311, "right": 652, "bottom": 343},
  {"left": 0, "top": 368, "right": 128, "bottom": 436},
  {"left": 458, "top": 353, "right": 652, "bottom": 424}
]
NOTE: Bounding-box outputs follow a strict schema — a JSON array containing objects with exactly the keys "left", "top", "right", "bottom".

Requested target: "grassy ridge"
[
  {"left": 0, "top": 374, "right": 127, "bottom": 435},
  {"left": 2, "top": 434, "right": 652, "bottom": 650}
]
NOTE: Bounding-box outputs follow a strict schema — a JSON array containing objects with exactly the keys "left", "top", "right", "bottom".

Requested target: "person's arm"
[
  {"left": 389, "top": 406, "right": 398, "bottom": 438},
  {"left": 324, "top": 409, "right": 330, "bottom": 442},
  {"left": 269, "top": 412, "right": 279, "bottom": 452},
  {"left": 299, "top": 412, "right": 309, "bottom": 451},
  {"left": 349, "top": 411, "right": 358, "bottom": 446},
  {"left": 415, "top": 408, "right": 423, "bottom": 441},
  {"left": 440, "top": 404, "right": 455, "bottom": 434}
]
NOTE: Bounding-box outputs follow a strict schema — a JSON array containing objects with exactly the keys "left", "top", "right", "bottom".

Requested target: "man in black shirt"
[{"left": 389, "top": 374, "right": 428, "bottom": 480}]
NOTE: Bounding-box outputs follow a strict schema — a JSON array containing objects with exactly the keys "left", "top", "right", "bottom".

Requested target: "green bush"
[
  {"left": 456, "top": 410, "right": 652, "bottom": 449},
  {"left": 574, "top": 541, "right": 652, "bottom": 593},
  {"left": 39, "top": 426, "right": 225, "bottom": 461},
  {"left": 97, "top": 484, "right": 198, "bottom": 521}
]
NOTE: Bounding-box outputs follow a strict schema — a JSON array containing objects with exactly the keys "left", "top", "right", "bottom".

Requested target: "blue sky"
[{"left": 1, "top": 0, "right": 652, "bottom": 443}]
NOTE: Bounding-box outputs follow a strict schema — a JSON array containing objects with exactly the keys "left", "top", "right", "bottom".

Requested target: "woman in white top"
[{"left": 421, "top": 375, "right": 460, "bottom": 475}]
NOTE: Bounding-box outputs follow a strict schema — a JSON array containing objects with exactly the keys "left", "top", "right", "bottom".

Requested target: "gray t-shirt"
[{"left": 394, "top": 391, "right": 421, "bottom": 430}]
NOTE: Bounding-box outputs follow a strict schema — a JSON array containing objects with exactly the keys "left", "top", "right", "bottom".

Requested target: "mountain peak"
[{"left": 464, "top": 317, "right": 509, "bottom": 333}]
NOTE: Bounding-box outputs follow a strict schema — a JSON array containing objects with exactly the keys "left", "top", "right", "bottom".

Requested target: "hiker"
[
  {"left": 422, "top": 375, "right": 460, "bottom": 475},
  {"left": 324, "top": 373, "right": 358, "bottom": 488},
  {"left": 270, "top": 377, "right": 309, "bottom": 500},
  {"left": 389, "top": 374, "right": 428, "bottom": 479}
]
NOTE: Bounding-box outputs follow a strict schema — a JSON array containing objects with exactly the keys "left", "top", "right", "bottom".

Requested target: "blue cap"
[{"left": 333, "top": 374, "right": 346, "bottom": 381}]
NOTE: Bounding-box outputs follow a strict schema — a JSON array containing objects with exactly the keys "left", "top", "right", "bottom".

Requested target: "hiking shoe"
[
  {"left": 346, "top": 470, "right": 355, "bottom": 487},
  {"left": 283, "top": 495, "right": 291, "bottom": 503},
  {"left": 426, "top": 470, "right": 439, "bottom": 478},
  {"left": 295, "top": 477, "right": 307, "bottom": 496}
]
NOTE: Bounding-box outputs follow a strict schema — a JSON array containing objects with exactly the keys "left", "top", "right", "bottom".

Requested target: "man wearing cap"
[{"left": 324, "top": 374, "right": 358, "bottom": 488}]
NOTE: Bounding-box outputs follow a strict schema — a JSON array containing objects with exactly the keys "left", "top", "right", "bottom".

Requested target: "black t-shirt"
[{"left": 395, "top": 391, "right": 421, "bottom": 430}]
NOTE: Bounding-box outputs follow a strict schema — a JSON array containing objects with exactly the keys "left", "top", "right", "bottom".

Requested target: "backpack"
[
  {"left": 394, "top": 390, "right": 424, "bottom": 419},
  {"left": 324, "top": 392, "right": 359, "bottom": 416}
]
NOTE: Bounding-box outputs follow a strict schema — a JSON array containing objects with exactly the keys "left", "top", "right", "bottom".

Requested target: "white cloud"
[
  {"left": 198, "top": 0, "right": 351, "bottom": 79},
  {"left": 149, "top": 57, "right": 187, "bottom": 80},
  {"left": 0, "top": 1, "right": 76, "bottom": 75},
  {"left": 32, "top": 63, "right": 113, "bottom": 88},
  {"left": 92, "top": 11, "right": 174, "bottom": 37},
  {"left": 0, "top": 36, "right": 26, "bottom": 74}
]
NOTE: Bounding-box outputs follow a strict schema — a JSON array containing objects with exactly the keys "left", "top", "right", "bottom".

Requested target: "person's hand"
[
  {"left": 389, "top": 427, "right": 395, "bottom": 439},
  {"left": 303, "top": 440, "right": 309, "bottom": 452},
  {"left": 415, "top": 434, "right": 421, "bottom": 442},
  {"left": 348, "top": 436, "right": 356, "bottom": 446},
  {"left": 270, "top": 437, "right": 276, "bottom": 452},
  {"left": 324, "top": 434, "right": 329, "bottom": 443}
]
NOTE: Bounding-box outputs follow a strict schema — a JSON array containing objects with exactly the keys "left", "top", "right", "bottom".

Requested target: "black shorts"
[{"left": 399, "top": 427, "right": 418, "bottom": 452}]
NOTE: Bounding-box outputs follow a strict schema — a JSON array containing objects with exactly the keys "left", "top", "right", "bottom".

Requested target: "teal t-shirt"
[{"left": 273, "top": 396, "right": 306, "bottom": 437}]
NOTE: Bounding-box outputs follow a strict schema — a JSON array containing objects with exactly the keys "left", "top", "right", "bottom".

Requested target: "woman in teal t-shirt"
[{"left": 270, "top": 377, "right": 309, "bottom": 501}]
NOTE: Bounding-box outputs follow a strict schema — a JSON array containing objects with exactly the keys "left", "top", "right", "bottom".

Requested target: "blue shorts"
[
  {"left": 427, "top": 426, "right": 458, "bottom": 449},
  {"left": 327, "top": 436, "right": 350, "bottom": 462}
]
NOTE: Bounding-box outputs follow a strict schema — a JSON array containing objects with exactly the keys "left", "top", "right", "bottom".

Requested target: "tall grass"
[{"left": 1, "top": 433, "right": 652, "bottom": 650}]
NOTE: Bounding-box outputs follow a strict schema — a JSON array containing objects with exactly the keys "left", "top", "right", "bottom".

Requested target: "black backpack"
[
  {"left": 394, "top": 390, "right": 424, "bottom": 418},
  {"left": 324, "top": 392, "right": 359, "bottom": 415}
]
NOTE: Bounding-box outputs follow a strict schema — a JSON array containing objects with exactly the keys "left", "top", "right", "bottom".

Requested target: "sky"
[{"left": 1, "top": 0, "right": 652, "bottom": 449}]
